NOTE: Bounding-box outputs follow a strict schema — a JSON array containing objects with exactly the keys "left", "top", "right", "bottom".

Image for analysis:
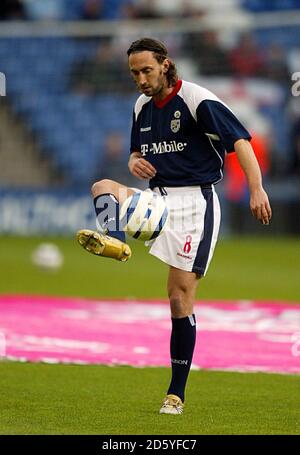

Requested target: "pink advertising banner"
[{"left": 0, "top": 295, "right": 299, "bottom": 374}]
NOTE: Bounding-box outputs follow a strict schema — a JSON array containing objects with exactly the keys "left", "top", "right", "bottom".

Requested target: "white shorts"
[{"left": 144, "top": 185, "right": 221, "bottom": 276}]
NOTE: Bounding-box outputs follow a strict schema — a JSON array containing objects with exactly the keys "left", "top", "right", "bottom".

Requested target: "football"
[
  {"left": 31, "top": 243, "right": 64, "bottom": 270},
  {"left": 120, "top": 191, "right": 169, "bottom": 241}
]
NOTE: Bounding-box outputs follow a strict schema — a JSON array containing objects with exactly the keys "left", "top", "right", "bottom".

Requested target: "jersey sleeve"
[
  {"left": 196, "top": 100, "right": 252, "bottom": 153},
  {"left": 130, "top": 110, "right": 140, "bottom": 153}
]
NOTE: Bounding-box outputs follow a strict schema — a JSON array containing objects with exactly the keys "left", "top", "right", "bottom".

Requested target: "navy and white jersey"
[{"left": 130, "top": 79, "right": 251, "bottom": 188}]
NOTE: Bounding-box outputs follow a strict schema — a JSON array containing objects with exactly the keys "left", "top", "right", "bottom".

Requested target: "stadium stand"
[
  {"left": 0, "top": 36, "right": 135, "bottom": 184},
  {"left": 0, "top": 0, "right": 299, "bottom": 236},
  {"left": 0, "top": 0, "right": 299, "bottom": 188},
  {"left": 242, "top": 0, "right": 300, "bottom": 12}
]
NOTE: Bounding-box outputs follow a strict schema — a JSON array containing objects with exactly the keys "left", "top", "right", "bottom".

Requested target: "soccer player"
[{"left": 77, "top": 38, "right": 272, "bottom": 415}]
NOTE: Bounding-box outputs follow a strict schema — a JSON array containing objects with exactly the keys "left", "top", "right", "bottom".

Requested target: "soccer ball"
[
  {"left": 31, "top": 243, "right": 64, "bottom": 270},
  {"left": 120, "top": 191, "right": 169, "bottom": 241}
]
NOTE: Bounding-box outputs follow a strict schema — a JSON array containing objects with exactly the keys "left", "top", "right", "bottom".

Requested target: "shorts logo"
[
  {"left": 183, "top": 235, "right": 192, "bottom": 254},
  {"left": 171, "top": 119, "right": 180, "bottom": 133}
]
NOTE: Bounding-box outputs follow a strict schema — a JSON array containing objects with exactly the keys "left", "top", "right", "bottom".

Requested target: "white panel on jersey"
[
  {"left": 178, "top": 80, "right": 233, "bottom": 122},
  {"left": 134, "top": 94, "right": 151, "bottom": 121}
]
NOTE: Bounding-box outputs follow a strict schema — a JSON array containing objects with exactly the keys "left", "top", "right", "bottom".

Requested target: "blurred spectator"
[
  {"left": 229, "top": 32, "right": 265, "bottom": 77},
  {"left": 289, "top": 117, "right": 300, "bottom": 176},
  {"left": 123, "top": 0, "right": 203, "bottom": 21},
  {"left": 141, "top": 0, "right": 204, "bottom": 18},
  {"left": 180, "top": 0, "right": 204, "bottom": 18},
  {"left": 63, "top": 0, "right": 133, "bottom": 20},
  {"left": 133, "top": 0, "right": 162, "bottom": 19},
  {"left": 225, "top": 131, "right": 270, "bottom": 202},
  {"left": 262, "top": 44, "right": 291, "bottom": 86},
  {"left": 129, "top": 0, "right": 202, "bottom": 20},
  {"left": 184, "top": 30, "right": 231, "bottom": 76},
  {"left": 120, "top": 2, "right": 138, "bottom": 19},
  {"left": 80, "top": 0, "right": 104, "bottom": 20},
  {"left": 22, "top": 0, "right": 64, "bottom": 20},
  {"left": 69, "top": 40, "right": 134, "bottom": 95},
  {"left": 97, "top": 131, "right": 139, "bottom": 187},
  {"left": 0, "top": 0, "right": 26, "bottom": 20},
  {"left": 224, "top": 131, "right": 271, "bottom": 232}
]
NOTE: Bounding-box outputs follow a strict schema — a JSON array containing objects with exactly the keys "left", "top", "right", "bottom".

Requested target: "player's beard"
[{"left": 140, "top": 70, "right": 166, "bottom": 98}]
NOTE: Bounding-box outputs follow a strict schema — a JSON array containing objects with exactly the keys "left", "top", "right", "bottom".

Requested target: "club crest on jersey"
[{"left": 171, "top": 118, "right": 180, "bottom": 133}]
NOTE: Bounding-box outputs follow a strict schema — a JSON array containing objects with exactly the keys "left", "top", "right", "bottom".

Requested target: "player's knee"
[
  {"left": 168, "top": 280, "right": 195, "bottom": 317},
  {"left": 169, "top": 297, "right": 185, "bottom": 318},
  {"left": 91, "top": 179, "right": 117, "bottom": 197},
  {"left": 169, "top": 291, "right": 189, "bottom": 318}
]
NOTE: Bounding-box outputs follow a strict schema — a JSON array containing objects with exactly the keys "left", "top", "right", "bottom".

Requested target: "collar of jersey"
[{"left": 153, "top": 79, "right": 182, "bottom": 109}]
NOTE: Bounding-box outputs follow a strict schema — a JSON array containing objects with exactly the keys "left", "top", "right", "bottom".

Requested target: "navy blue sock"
[
  {"left": 93, "top": 193, "right": 125, "bottom": 242},
  {"left": 167, "top": 314, "right": 196, "bottom": 402}
]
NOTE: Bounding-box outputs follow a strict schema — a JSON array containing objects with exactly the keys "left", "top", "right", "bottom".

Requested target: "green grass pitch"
[{"left": 0, "top": 235, "right": 300, "bottom": 434}]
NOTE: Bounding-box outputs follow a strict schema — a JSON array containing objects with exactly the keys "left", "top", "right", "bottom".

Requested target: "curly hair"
[{"left": 127, "top": 37, "right": 178, "bottom": 88}]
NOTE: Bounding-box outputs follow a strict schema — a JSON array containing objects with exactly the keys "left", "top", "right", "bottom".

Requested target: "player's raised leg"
[
  {"left": 76, "top": 179, "right": 134, "bottom": 262},
  {"left": 160, "top": 266, "right": 200, "bottom": 415}
]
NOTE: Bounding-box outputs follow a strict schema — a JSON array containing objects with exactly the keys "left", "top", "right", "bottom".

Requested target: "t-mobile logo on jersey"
[{"left": 141, "top": 141, "right": 187, "bottom": 156}]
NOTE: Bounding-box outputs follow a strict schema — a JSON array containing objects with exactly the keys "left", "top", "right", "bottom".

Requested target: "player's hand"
[
  {"left": 249, "top": 188, "right": 272, "bottom": 225},
  {"left": 128, "top": 156, "right": 157, "bottom": 180}
]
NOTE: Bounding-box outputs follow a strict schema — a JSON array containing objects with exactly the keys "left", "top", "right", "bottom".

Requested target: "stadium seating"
[
  {"left": 0, "top": 11, "right": 298, "bottom": 185},
  {"left": 0, "top": 37, "right": 133, "bottom": 184},
  {"left": 242, "top": 0, "right": 300, "bottom": 12},
  {"left": 22, "top": 0, "right": 131, "bottom": 21}
]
